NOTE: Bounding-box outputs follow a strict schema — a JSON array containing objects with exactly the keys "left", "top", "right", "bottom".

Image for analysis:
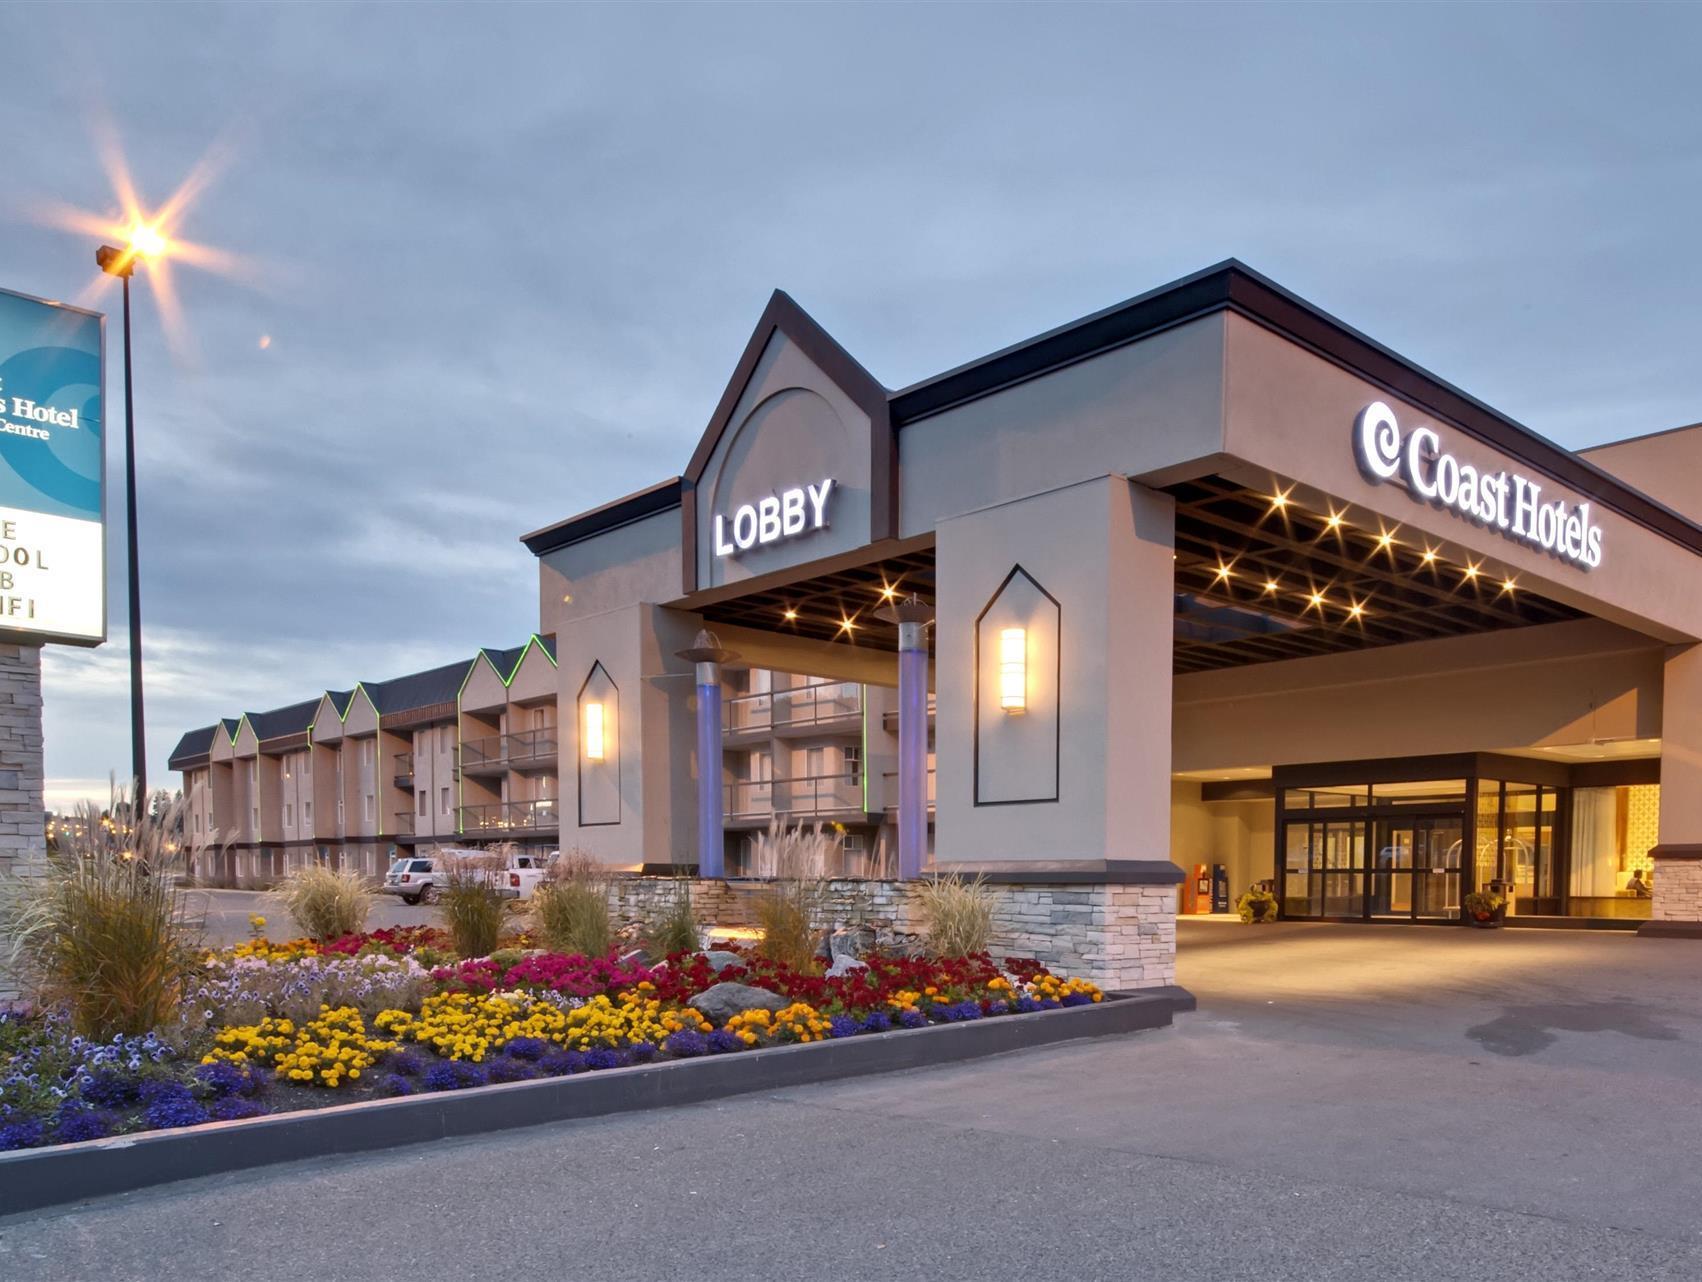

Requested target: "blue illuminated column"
[
  {"left": 676, "top": 629, "right": 737, "bottom": 879},
  {"left": 881, "top": 596, "right": 935, "bottom": 881}
]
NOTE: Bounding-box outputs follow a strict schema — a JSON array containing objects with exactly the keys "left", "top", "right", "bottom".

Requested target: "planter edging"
[{"left": 0, "top": 988, "right": 1187, "bottom": 1217}]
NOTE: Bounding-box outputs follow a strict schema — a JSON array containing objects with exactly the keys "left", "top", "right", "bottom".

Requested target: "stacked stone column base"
[
  {"left": 1642, "top": 850, "right": 1702, "bottom": 936},
  {"left": 607, "top": 875, "right": 1179, "bottom": 992}
]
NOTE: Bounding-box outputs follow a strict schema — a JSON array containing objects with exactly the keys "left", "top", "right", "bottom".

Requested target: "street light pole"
[{"left": 96, "top": 244, "right": 147, "bottom": 809}]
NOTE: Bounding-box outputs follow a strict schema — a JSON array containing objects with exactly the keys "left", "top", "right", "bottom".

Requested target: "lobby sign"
[
  {"left": 0, "top": 287, "right": 106, "bottom": 644},
  {"left": 1354, "top": 401, "right": 1603, "bottom": 570},
  {"left": 713, "top": 477, "right": 834, "bottom": 557}
]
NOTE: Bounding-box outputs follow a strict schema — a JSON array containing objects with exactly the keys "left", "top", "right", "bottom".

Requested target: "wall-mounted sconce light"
[
  {"left": 998, "top": 626, "right": 1027, "bottom": 713},
  {"left": 584, "top": 701, "right": 606, "bottom": 761}
]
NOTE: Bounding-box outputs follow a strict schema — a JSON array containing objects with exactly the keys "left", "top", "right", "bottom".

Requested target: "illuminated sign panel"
[
  {"left": 1354, "top": 401, "right": 1602, "bottom": 570},
  {"left": 0, "top": 287, "right": 106, "bottom": 643},
  {"left": 713, "top": 478, "right": 834, "bottom": 558}
]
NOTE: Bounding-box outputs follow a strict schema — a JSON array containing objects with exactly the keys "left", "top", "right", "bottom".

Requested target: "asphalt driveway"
[{"left": 4, "top": 919, "right": 1700, "bottom": 1281}]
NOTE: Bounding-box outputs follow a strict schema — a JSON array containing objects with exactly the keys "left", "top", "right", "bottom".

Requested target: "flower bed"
[{"left": 0, "top": 930, "right": 1103, "bottom": 1153}]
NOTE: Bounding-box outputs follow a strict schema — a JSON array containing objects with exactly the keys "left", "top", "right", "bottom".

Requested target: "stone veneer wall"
[
  {"left": 606, "top": 875, "right": 1178, "bottom": 991},
  {"left": 0, "top": 644, "right": 46, "bottom": 1000},
  {"left": 1651, "top": 855, "right": 1702, "bottom": 922}
]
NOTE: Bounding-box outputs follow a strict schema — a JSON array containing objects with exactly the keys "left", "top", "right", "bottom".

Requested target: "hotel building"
[{"left": 176, "top": 261, "right": 1702, "bottom": 985}]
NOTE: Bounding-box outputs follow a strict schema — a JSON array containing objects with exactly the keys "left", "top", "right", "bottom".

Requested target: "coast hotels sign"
[
  {"left": 0, "top": 287, "right": 105, "bottom": 644},
  {"left": 1355, "top": 401, "right": 1603, "bottom": 570},
  {"left": 713, "top": 477, "right": 834, "bottom": 558}
]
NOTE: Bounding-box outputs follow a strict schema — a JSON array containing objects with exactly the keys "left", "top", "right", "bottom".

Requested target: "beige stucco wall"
[
  {"left": 897, "top": 316, "right": 1226, "bottom": 539},
  {"left": 1581, "top": 425, "right": 1702, "bottom": 524},
  {"left": 1174, "top": 617, "right": 1662, "bottom": 773},
  {"left": 1220, "top": 314, "right": 1702, "bottom": 644},
  {"left": 934, "top": 475, "right": 1174, "bottom": 867}
]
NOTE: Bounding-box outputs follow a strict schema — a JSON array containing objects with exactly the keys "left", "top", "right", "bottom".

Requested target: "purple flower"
[
  {"left": 423, "top": 1060, "right": 487, "bottom": 1092},
  {"left": 897, "top": 1009, "right": 928, "bottom": 1030},
  {"left": 706, "top": 1029, "right": 743, "bottom": 1054},
  {"left": 1061, "top": 992, "right": 1094, "bottom": 1008},
  {"left": 862, "top": 1011, "right": 893, "bottom": 1033},
  {"left": 663, "top": 1030, "right": 709, "bottom": 1058},
  {"left": 386, "top": 1049, "right": 428, "bottom": 1078},
  {"left": 936, "top": 1001, "right": 983, "bottom": 1023},
  {"left": 502, "top": 1037, "right": 549, "bottom": 1062},
  {"left": 828, "top": 1015, "right": 860, "bottom": 1039},
  {"left": 986, "top": 1000, "right": 1010, "bottom": 1016},
  {"left": 1012, "top": 996, "right": 1044, "bottom": 1014},
  {"left": 584, "top": 1048, "right": 625, "bottom": 1071},
  {"left": 628, "top": 1042, "right": 659, "bottom": 1064},
  {"left": 485, "top": 1056, "right": 539, "bottom": 1084},
  {"left": 538, "top": 1050, "right": 587, "bottom": 1076},
  {"left": 81, "top": 1068, "right": 144, "bottom": 1108},
  {"left": 143, "top": 1083, "right": 209, "bottom": 1130},
  {"left": 193, "top": 1061, "right": 251, "bottom": 1100},
  {"left": 209, "top": 1097, "right": 269, "bottom": 1122},
  {"left": 55, "top": 1102, "right": 117, "bottom": 1144},
  {"left": 0, "top": 1118, "right": 46, "bottom": 1151},
  {"left": 376, "top": 1074, "right": 416, "bottom": 1097}
]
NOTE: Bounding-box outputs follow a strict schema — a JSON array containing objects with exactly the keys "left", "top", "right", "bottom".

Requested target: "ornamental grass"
[
  {"left": 751, "top": 820, "right": 832, "bottom": 972},
  {"left": 642, "top": 877, "right": 701, "bottom": 958},
  {"left": 0, "top": 792, "right": 204, "bottom": 1039},
  {"left": 531, "top": 850, "right": 612, "bottom": 957},
  {"left": 436, "top": 850, "right": 511, "bottom": 959},
  {"left": 270, "top": 864, "right": 374, "bottom": 941},
  {"left": 912, "top": 874, "right": 997, "bottom": 957}
]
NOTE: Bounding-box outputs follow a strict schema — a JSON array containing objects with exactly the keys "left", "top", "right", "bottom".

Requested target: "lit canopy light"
[
  {"left": 1461, "top": 561, "right": 1481, "bottom": 582},
  {"left": 1269, "top": 487, "right": 1291, "bottom": 512},
  {"left": 583, "top": 701, "right": 606, "bottom": 762},
  {"left": 998, "top": 626, "right": 1027, "bottom": 713},
  {"left": 782, "top": 607, "right": 798, "bottom": 621},
  {"left": 1500, "top": 577, "right": 1518, "bottom": 595},
  {"left": 838, "top": 615, "right": 857, "bottom": 634},
  {"left": 879, "top": 582, "right": 898, "bottom": 601},
  {"left": 1213, "top": 561, "right": 1234, "bottom": 584},
  {"left": 1347, "top": 599, "right": 1367, "bottom": 621},
  {"left": 1263, "top": 578, "right": 1280, "bottom": 594},
  {"left": 1324, "top": 510, "right": 1345, "bottom": 531},
  {"left": 1374, "top": 528, "right": 1397, "bottom": 553},
  {"left": 1420, "top": 546, "right": 1439, "bottom": 565},
  {"left": 1307, "top": 589, "right": 1327, "bottom": 611}
]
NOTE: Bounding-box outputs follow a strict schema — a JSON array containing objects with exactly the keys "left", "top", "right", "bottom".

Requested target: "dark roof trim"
[
  {"left": 167, "top": 726, "right": 217, "bottom": 771},
  {"left": 522, "top": 478, "right": 682, "bottom": 557},
  {"left": 891, "top": 259, "right": 1702, "bottom": 557}
]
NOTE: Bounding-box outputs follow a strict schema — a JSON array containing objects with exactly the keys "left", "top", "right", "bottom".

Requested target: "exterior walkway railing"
[
  {"left": 461, "top": 728, "right": 557, "bottom": 773},
  {"left": 459, "top": 798, "right": 559, "bottom": 835},
  {"left": 725, "top": 773, "right": 864, "bottom": 820},
  {"left": 724, "top": 681, "right": 862, "bottom": 734}
]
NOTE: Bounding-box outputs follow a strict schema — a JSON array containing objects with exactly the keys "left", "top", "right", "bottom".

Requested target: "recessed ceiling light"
[
  {"left": 1263, "top": 579, "right": 1280, "bottom": 594},
  {"left": 783, "top": 608, "right": 798, "bottom": 621}
]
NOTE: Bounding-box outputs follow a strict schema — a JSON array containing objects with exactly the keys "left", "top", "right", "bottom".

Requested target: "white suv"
[{"left": 382, "top": 856, "right": 442, "bottom": 905}]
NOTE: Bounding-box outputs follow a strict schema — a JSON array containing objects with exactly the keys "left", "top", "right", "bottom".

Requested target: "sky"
[{"left": 0, "top": 3, "right": 1698, "bottom": 808}]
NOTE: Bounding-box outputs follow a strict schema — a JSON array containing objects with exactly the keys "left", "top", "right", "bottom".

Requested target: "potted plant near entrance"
[
  {"left": 1463, "top": 890, "right": 1507, "bottom": 928},
  {"left": 1236, "top": 887, "right": 1278, "bottom": 924}
]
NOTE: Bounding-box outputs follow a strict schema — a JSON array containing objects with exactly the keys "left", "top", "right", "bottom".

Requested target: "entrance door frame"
[{"left": 1273, "top": 752, "right": 1574, "bottom": 925}]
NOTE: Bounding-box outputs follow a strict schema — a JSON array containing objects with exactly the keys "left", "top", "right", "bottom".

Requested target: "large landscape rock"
[
  {"left": 826, "top": 954, "right": 868, "bottom": 978},
  {"left": 690, "top": 981, "right": 788, "bottom": 1025},
  {"left": 699, "top": 950, "right": 746, "bottom": 975}
]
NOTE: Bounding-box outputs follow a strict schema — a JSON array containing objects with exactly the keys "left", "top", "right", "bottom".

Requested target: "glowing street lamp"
[{"left": 96, "top": 221, "right": 168, "bottom": 802}]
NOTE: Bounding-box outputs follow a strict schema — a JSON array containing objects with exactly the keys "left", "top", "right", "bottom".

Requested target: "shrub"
[
  {"left": 752, "top": 820, "right": 832, "bottom": 972},
  {"left": 531, "top": 851, "right": 611, "bottom": 957},
  {"left": 643, "top": 878, "right": 700, "bottom": 958},
  {"left": 437, "top": 851, "right": 511, "bottom": 959},
  {"left": 0, "top": 793, "right": 204, "bottom": 1039},
  {"left": 270, "top": 865, "right": 373, "bottom": 941},
  {"left": 912, "top": 875, "right": 996, "bottom": 957},
  {"left": 1236, "top": 887, "right": 1279, "bottom": 924}
]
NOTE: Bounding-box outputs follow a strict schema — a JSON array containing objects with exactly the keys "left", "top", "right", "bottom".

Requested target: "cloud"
[{"left": 0, "top": 3, "right": 1696, "bottom": 803}]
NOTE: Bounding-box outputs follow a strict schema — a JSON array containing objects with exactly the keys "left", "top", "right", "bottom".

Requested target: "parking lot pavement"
[
  {"left": 4, "top": 920, "right": 1700, "bottom": 1281},
  {"left": 194, "top": 887, "right": 438, "bottom": 946}
]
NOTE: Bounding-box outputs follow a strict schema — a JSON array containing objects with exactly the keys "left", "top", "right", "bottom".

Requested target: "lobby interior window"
[{"left": 1569, "top": 784, "right": 1658, "bottom": 920}]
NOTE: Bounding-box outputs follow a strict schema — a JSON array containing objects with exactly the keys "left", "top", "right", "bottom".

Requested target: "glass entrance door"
[
  {"left": 1371, "top": 816, "right": 1463, "bottom": 921},
  {"left": 1282, "top": 819, "right": 1366, "bottom": 919}
]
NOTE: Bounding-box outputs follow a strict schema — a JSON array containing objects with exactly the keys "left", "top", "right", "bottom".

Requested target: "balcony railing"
[
  {"left": 461, "top": 728, "right": 557, "bottom": 774},
  {"left": 393, "top": 809, "right": 415, "bottom": 836},
  {"left": 881, "top": 693, "right": 937, "bottom": 732},
  {"left": 393, "top": 752, "right": 414, "bottom": 789},
  {"left": 460, "top": 798, "right": 559, "bottom": 836},
  {"left": 725, "top": 773, "right": 865, "bottom": 821},
  {"left": 725, "top": 681, "right": 861, "bottom": 735},
  {"left": 881, "top": 767, "right": 938, "bottom": 812}
]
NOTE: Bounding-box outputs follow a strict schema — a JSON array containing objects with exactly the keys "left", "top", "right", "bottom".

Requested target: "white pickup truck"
[{"left": 382, "top": 848, "right": 557, "bottom": 905}]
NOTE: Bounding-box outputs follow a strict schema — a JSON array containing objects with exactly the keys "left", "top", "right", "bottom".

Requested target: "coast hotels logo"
[
  {"left": 1354, "top": 401, "right": 1604, "bottom": 570},
  {"left": 713, "top": 478, "right": 834, "bottom": 558}
]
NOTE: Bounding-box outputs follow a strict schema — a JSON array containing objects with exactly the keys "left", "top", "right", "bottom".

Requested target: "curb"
[{"left": 0, "top": 988, "right": 1186, "bottom": 1217}]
